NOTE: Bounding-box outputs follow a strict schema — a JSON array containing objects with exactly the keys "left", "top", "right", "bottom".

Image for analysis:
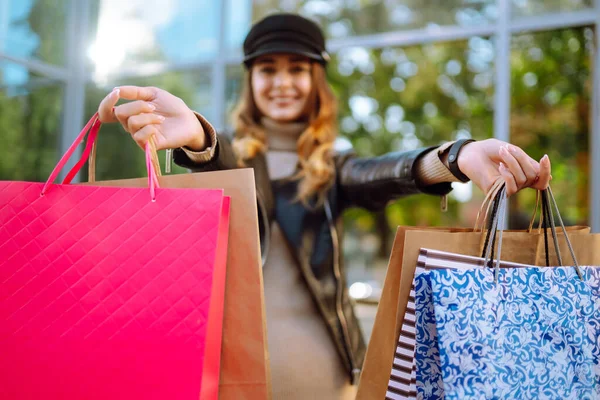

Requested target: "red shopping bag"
[{"left": 0, "top": 114, "right": 229, "bottom": 400}]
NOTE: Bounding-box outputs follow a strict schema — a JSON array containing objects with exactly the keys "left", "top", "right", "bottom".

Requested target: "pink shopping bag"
[{"left": 0, "top": 114, "right": 229, "bottom": 400}]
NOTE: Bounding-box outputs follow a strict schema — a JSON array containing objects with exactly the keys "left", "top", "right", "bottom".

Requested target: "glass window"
[
  {"left": 0, "top": 61, "right": 64, "bottom": 181},
  {"left": 224, "top": 64, "right": 244, "bottom": 129},
  {"left": 331, "top": 38, "right": 495, "bottom": 220},
  {"left": 253, "top": 0, "right": 497, "bottom": 38},
  {"left": 84, "top": 69, "right": 212, "bottom": 181},
  {"left": 226, "top": 0, "right": 252, "bottom": 54},
  {"left": 88, "top": 0, "right": 219, "bottom": 81},
  {"left": 0, "top": 0, "right": 69, "bottom": 65},
  {"left": 509, "top": 27, "right": 592, "bottom": 228},
  {"left": 330, "top": 39, "right": 495, "bottom": 290},
  {"left": 512, "top": 0, "right": 593, "bottom": 17}
]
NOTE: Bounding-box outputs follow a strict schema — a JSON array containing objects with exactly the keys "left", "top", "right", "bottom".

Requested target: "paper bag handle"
[
  {"left": 474, "top": 177, "right": 544, "bottom": 234},
  {"left": 61, "top": 109, "right": 162, "bottom": 184},
  {"left": 473, "top": 177, "right": 504, "bottom": 232},
  {"left": 41, "top": 113, "right": 161, "bottom": 201},
  {"left": 481, "top": 184, "right": 581, "bottom": 281},
  {"left": 80, "top": 130, "right": 162, "bottom": 184}
]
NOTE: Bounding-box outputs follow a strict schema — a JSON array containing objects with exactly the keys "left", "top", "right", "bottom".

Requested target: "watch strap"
[{"left": 448, "top": 139, "right": 475, "bottom": 183}]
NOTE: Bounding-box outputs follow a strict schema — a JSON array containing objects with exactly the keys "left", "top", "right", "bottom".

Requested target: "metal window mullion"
[
  {"left": 494, "top": 0, "right": 511, "bottom": 229},
  {"left": 510, "top": 9, "right": 595, "bottom": 34},
  {"left": 591, "top": 0, "right": 600, "bottom": 233},
  {"left": 0, "top": 52, "right": 68, "bottom": 80},
  {"left": 93, "top": 9, "right": 596, "bottom": 83},
  {"left": 325, "top": 10, "right": 593, "bottom": 52},
  {"left": 327, "top": 24, "right": 496, "bottom": 51},
  {"left": 59, "top": 0, "right": 90, "bottom": 182},
  {"left": 210, "top": 0, "right": 228, "bottom": 131}
]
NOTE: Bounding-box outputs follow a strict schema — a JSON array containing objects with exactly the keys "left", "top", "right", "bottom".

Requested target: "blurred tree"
[
  {"left": 0, "top": 0, "right": 66, "bottom": 182},
  {"left": 253, "top": 0, "right": 497, "bottom": 35},
  {"left": 0, "top": 0, "right": 200, "bottom": 183},
  {"left": 512, "top": 0, "right": 593, "bottom": 17},
  {"left": 0, "top": 0, "right": 592, "bottom": 274},
  {"left": 325, "top": 40, "right": 495, "bottom": 258},
  {"left": 509, "top": 28, "right": 591, "bottom": 228},
  {"left": 249, "top": 3, "right": 593, "bottom": 266}
]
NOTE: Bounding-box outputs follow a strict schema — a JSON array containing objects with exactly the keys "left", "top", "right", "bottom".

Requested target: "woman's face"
[{"left": 250, "top": 53, "right": 313, "bottom": 123}]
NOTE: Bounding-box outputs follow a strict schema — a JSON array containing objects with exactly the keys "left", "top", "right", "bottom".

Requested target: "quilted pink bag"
[{"left": 0, "top": 114, "right": 230, "bottom": 400}]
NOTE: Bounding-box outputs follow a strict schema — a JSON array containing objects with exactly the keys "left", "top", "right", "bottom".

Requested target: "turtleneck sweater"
[
  {"left": 261, "top": 117, "right": 304, "bottom": 180},
  {"left": 258, "top": 117, "right": 359, "bottom": 399}
]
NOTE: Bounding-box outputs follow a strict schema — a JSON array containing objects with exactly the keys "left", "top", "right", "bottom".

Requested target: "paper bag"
[
  {"left": 357, "top": 225, "right": 591, "bottom": 400},
  {"left": 0, "top": 116, "right": 231, "bottom": 399},
  {"left": 414, "top": 248, "right": 600, "bottom": 399},
  {"left": 87, "top": 168, "right": 270, "bottom": 400}
]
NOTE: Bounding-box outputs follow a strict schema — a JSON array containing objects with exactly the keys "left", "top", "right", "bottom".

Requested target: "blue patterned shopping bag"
[{"left": 414, "top": 248, "right": 600, "bottom": 400}]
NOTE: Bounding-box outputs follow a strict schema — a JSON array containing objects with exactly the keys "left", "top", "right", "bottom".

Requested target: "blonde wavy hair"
[{"left": 231, "top": 62, "right": 338, "bottom": 204}]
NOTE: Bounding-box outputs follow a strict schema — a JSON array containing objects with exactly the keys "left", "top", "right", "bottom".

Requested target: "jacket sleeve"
[
  {"left": 335, "top": 146, "right": 453, "bottom": 211},
  {"left": 172, "top": 112, "right": 238, "bottom": 172}
]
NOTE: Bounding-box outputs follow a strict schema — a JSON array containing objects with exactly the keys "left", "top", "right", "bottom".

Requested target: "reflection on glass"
[
  {"left": 253, "top": 0, "right": 497, "bottom": 37},
  {"left": 225, "top": 65, "right": 244, "bottom": 128},
  {"left": 89, "top": 1, "right": 219, "bottom": 82},
  {"left": 0, "top": 61, "right": 63, "bottom": 181},
  {"left": 509, "top": 27, "right": 592, "bottom": 228},
  {"left": 328, "top": 40, "right": 495, "bottom": 292},
  {"left": 330, "top": 38, "right": 495, "bottom": 228},
  {"left": 1, "top": 0, "right": 68, "bottom": 65},
  {"left": 226, "top": 0, "right": 252, "bottom": 53},
  {"left": 84, "top": 69, "right": 212, "bottom": 180},
  {"left": 512, "top": 0, "right": 593, "bottom": 17}
]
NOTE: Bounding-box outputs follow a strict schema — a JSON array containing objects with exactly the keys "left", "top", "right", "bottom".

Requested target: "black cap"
[{"left": 243, "top": 13, "right": 330, "bottom": 67}]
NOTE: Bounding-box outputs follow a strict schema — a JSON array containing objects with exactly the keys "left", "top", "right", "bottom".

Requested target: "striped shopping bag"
[{"left": 386, "top": 249, "right": 536, "bottom": 400}]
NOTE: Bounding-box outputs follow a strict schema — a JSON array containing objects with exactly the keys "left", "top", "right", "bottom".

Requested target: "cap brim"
[{"left": 244, "top": 42, "right": 327, "bottom": 66}]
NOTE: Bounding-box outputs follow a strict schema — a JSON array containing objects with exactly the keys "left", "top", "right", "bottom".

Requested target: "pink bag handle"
[
  {"left": 62, "top": 110, "right": 162, "bottom": 185},
  {"left": 61, "top": 117, "right": 102, "bottom": 185},
  {"left": 42, "top": 113, "right": 160, "bottom": 201}
]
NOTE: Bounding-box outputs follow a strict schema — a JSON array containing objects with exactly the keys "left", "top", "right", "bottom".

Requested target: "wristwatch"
[{"left": 447, "top": 139, "right": 475, "bottom": 183}]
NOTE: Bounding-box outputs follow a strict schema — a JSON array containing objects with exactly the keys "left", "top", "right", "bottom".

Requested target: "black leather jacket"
[{"left": 173, "top": 134, "right": 452, "bottom": 384}]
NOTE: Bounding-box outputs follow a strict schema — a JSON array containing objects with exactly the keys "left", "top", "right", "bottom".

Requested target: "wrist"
[
  {"left": 185, "top": 112, "right": 207, "bottom": 151},
  {"left": 456, "top": 141, "right": 476, "bottom": 172},
  {"left": 449, "top": 139, "right": 476, "bottom": 182},
  {"left": 186, "top": 134, "right": 206, "bottom": 152}
]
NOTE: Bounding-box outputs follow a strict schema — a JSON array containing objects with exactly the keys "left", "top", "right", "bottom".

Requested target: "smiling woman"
[
  {"left": 251, "top": 55, "right": 313, "bottom": 122},
  {"left": 231, "top": 52, "right": 338, "bottom": 201},
  {"left": 93, "top": 13, "right": 551, "bottom": 400}
]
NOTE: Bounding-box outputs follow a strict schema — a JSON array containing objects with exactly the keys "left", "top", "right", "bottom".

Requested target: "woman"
[{"left": 97, "top": 13, "right": 551, "bottom": 399}]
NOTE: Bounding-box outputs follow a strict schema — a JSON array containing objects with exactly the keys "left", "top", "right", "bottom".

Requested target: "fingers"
[
  {"left": 127, "top": 113, "right": 165, "bottom": 133},
  {"left": 505, "top": 145, "right": 540, "bottom": 186},
  {"left": 98, "top": 88, "right": 120, "bottom": 122},
  {"left": 116, "top": 86, "right": 157, "bottom": 101},
  {"left": 131, "top": 125, "right": 159, "bottom": 149},
  {"left": 532, "top": 154, "right": 552, "bottom": 190},
  {"left": 98, "top": 86, "right": 157, "bottom": 125},
  {"left": 113, "top": 100, "right": 159, "bottom": 129},
  {"left": 499, "top": 162, "right": 518, "bottom": 196},
  {"left": 499, "top": 145, "right": 529, "bottom": 189}
]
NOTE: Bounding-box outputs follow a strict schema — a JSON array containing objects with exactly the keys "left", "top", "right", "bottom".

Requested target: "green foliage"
[
  {"left": 328, "top": 27, "right": 591, "bottom": 256},
  {"left": 0, "top": 1, "right": 592, "bottom": 269},
  {"left": 0, "top": 0, "right": 65, "bottom": 182}
]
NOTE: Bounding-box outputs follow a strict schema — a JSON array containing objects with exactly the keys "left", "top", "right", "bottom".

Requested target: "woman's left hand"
[{"left": 457, "top": 139, "right": 551, "bottom": 196}]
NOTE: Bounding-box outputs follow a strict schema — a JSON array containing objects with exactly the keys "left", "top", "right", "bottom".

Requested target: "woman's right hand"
[{"left": 98, "top": 86, "right": 206, "bottom": 151}]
